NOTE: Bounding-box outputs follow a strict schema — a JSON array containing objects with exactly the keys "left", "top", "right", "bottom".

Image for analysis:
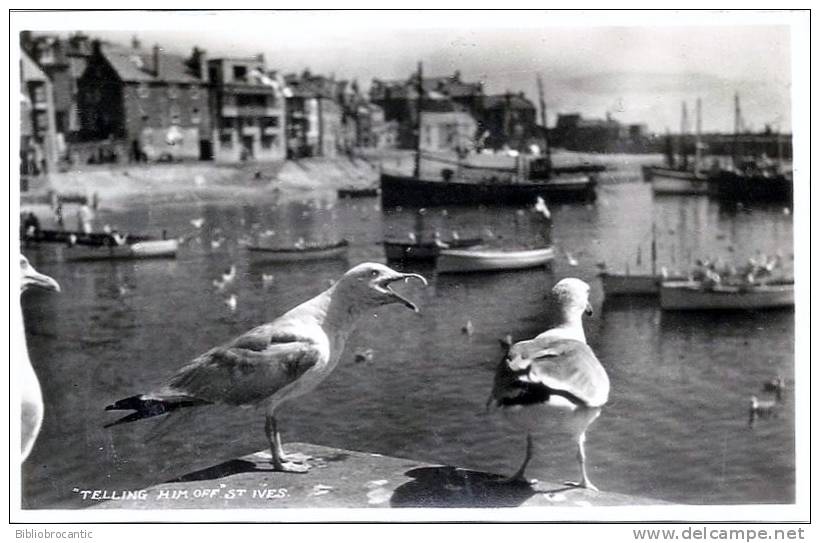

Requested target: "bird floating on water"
[
  {"left": 749, "top": 395, "right": 779, "bottom": 427},
  {"left": 190, "top": 218, "right": 205, "bottom": 229},
  {"left": 566, "top": 252, "right": 579, "bottom": 267},
  {"left": 18, "top": 255, "right": 61, "bottom": 461},
  {"left": 462, "top": 320, "right": 474, "bottom": 336},
  {"left": 762, "top": 376, "right": 786, "bottom": 400},
  {"left": 213, "top": 266, "right": 237, "bottom": 291},
  {"left": 262, "top": 273, "right": 275, "bottom": 287},
  {"left": 354, "top": 348, "right": 375, "bottom": 364},
  {"left": 104, "top": 263, "right": 427, "bottom": 472},
  {"left": 534, "top": 196, "right": 551, "bottom": 220},
  {"left": 488, "top": 278, "right": 609, "bottom": 491},
  {"left": 224, "top": 294, "right": 238, "bottom": 312}
]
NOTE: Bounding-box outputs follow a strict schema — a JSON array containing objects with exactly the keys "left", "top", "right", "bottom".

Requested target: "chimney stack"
[{"left": 152, "top": 44, "right": 161, "bottom": 77}]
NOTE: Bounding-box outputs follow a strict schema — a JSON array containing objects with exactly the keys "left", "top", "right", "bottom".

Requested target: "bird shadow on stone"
[
  {"left": 165, "top": 459, "right": 265, "bottom": 483},
  {"left": 389, "top": 466, "right": 537, "bottom": 508}
]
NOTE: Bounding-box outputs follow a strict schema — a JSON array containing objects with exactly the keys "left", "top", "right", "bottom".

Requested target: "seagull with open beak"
[
  {"left": 106, "top": 262, "right": 427, "bottom": 473},
  {"left": 18, "top": 255, "right": 61, "bottom": 461}
]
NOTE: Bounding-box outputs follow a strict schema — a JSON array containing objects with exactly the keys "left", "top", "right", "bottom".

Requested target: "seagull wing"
[
  {"left": 491, "top": 338, "right": 609, "bottom": 408},
  {"left": 163, "top": 330, "right": 322, "bottom": 406}
]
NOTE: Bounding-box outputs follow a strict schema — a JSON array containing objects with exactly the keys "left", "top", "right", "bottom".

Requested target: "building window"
[
  {"left": 137, "top": 84, "right": 150, "bottom": 99},
  {"left": 232, "top": 65, "right": 248, "bottom": 82},
  {"left": 264, "top": 116, "right": 280, "bottom": 129},
  {"left": 219, "top": 133, "right": 233, "bottom": 149},
  {"left": 170, "top": 104, "right": 181, "bottom": 124},
  {"left": 168, "top": 85, "right": 179, "bottom": 99},
  {"left": 141, "top": 114, "right": 150, "bottom": 124},
  {"left": 191, "top": 108, "right": 200, "bottom": 125},
  {"left": 190, "top": 86, "right": 200, "bottom": 100},
  {"left": 261, "top": 135, "right": 278, "bottom": 150}
]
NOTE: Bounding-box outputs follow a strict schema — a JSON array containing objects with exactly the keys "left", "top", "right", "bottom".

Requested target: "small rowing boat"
[
  {"left": 247, "top": 240, "right": 349, "bottom": 263},
  {"left": 436, "top": 246, "right": 555, "bottom": 274},
  {"left": 383, "top": 237, "right": 483, "bottom": 262},
  {"left": 659, "top": 279, "right": 794, "bottom": 311},
  {"left": 64, "top": 239, "right": 178, "bottom": 261}
]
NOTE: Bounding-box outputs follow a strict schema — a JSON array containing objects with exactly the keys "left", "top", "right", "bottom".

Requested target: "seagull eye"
[{"left": 370, "top": 270, "right": 379, "bottom": 278}]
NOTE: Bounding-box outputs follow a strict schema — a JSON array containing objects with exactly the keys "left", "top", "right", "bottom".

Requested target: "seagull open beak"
[
  {"left": 22, "top": 266, "right": 61, "bottom": 293},
  {"left": 380, "top": 273, "right": 428, "bottom": 312},
  {"left": 585, "top": 302, "right": 593, "bottom": 316}
]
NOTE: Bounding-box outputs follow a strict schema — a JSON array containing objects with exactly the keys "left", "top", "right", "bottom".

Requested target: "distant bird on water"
[
  {"left": 488, "top": 278, "right": 609, "bottom": 491},
  {"left": 105, "top": 263, "right": 427, "bottom": 472},
  {"left": 18, "top": 255, "right": 61, "bottom": 461}
]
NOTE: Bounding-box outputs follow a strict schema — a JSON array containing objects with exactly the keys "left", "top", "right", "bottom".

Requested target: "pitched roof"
[
  {"left": 20, "top": 51, "right": 49, "bottom": 83},
  {"left": 100, "top": 45, "right": 203, "bottom": 85},
  {"left": 483, "top": 94, "right": 536, "bottom": 110}
]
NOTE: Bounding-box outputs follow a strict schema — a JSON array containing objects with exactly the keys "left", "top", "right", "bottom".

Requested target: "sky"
[{"left": 25, "top": 10, "right": 797, "bottom": 133}]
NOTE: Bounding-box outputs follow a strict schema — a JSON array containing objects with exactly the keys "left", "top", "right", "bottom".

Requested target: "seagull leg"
[
  {"left": 273, "top": 421, "right": 312, "bottom": 464},
  {"left": 265, "top": 414, "right": 309, "bottom": 473},
  {"left": 564, "top": 431, "right": 599, "bottom": 492},
  {"left": 501, "top": 433, "right": 534, "bottom": 484}
]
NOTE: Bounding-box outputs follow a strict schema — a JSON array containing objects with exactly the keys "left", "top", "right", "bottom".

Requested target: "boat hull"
[
  {"left": 64, "top": 239, "right": 178, "bottom": 261},
  {"left": 383, "top": 238, "right": 483, "bottom": 262},
  {"left": 247, "top": 241, "right": 349, "bottom": 262},
  {"left": 380, "top": 173, "right": 596, "bottom": 207},
  {"left": 600, "top": 273, "right": 662, "bottom": 296},
  {"left": 659, "top": 280, "right": 794, "bottom": 310},
  {"left": 437, "top": 246, "right": 555, "bottom": 273},
  {"left": 647, "top": 168, "right": 710, "bottom": 195},
  {"left": 707, "top": 170, "right": 793, "bottom": 203}
]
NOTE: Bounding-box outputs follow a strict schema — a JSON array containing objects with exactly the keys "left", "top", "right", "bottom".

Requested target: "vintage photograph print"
[{"left": 11, "top": 9, "right": 808, "bottom": 522}]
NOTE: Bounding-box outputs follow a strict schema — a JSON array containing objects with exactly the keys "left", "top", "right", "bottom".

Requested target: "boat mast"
[
  {"left": 537, "top": 73, "right": 551, "bottom": 165},
  {"left": 413, "top": 61, "right": 423, "bottom": 180},
  {"left": 694, "top": 98, "right": 702, "bottom": 176},
  {"left": 732, "top": 92, "right": 741, "bottom": 170},
  {"left": 651, "top": 222, "right": 657, "bottom": 277},
  {"left": 680, "top": 101, "right": 689, "bottom": 170}
]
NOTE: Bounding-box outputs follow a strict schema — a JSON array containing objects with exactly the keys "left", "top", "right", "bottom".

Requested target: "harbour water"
[{"left": 20, "top": 166, "right": 794, "bottom": 508}]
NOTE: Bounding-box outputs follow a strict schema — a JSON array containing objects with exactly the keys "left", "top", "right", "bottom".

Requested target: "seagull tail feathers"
[{"left": 104, "top": 394, "right": 209, "bottom": 429}]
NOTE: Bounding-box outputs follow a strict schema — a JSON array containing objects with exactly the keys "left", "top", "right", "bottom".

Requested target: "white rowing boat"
[
  {"left": 659, "top": 279, "right": 794, "bottom": 310},
  {"left": 64, "top": 239, "right": 178, "bottom": 261},
  {"left": 436, "top": 246, "right": 555, "bottom": 274}
]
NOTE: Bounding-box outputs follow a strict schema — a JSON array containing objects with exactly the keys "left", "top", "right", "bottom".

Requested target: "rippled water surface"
[{"left": 21, "top": 170, "right": 794, "bottom": 508}]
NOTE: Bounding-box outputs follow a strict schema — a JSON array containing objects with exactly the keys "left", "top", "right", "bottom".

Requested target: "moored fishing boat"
[
  {"left": 647, "top": 168, "right": 710, "bottom": 195},
  {"left": 384, "top": 237, "right": 483, "bottom": 262},
  {"left": 246, "top": 240, "right": 349, "bottom": 262},
  {"left": 436, "top": 246, "right": 555, "bottom": 274},
  {"left": 659, "top": 279, "right": 794, "bottom": 310},
  {"left": 64, "top": 239, "right": 178, "bottom": 261}
]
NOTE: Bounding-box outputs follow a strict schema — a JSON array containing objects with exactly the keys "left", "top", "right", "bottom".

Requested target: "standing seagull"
[
  {"left": 488, "top": 278, "right": 609, "bottom": 490},
  {"left": 105, "top": 262, "right": 427, "bottom": 473},
  {"left": 18, "top": 255, "right": 61, "bottom": 461}
]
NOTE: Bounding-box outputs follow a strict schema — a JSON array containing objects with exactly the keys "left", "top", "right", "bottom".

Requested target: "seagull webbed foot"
[
  {"left": 272, "top": 460, "right": 310, "bottom": 473},
  {"left": 563, "top": 480, "right": 599, "bottom": 492},
  {"left": 279, "top": 452, "right": 313, "bottom": 463}
]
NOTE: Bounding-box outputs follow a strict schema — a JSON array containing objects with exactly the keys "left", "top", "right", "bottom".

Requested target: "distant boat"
[
  {"left": 707, "top": 167, "right": 792, "bottom": 203},
  {"left": 384, "top": 237, "right": 483, "bottom": 262},
  {"left": 65, "top": 239, "right": 178, "bottom": 261},
  {"left": 246, "top": 240, "right": 349, "bottom": 262},
  {"left": 600, "top": 224, "right": 683, "bottom": 296},
  {"left": 644, "top": 99, "right": 710, "bottom": 195},
  {"left": 659, "top": 279, "right": 794, "bottom": 310},
  {"left": 380, "top": 170, "right": 596, "bottom": 207},
  {"left": 23, "top": 228, "right": 154, "bottom": 246},
  {"left": 337, "top": 186, "right": 380, "bottom": 198},
  {"left": 644, "top": 167, "right": 710, "bottom": 195},
  {"left": 436, "top": 246, "right": 555, "bottom": 274}
]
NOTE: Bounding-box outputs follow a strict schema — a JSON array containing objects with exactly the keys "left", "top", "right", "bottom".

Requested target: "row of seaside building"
[{"left": 20, "top": 31, "right": 658, "bottom": 177}]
